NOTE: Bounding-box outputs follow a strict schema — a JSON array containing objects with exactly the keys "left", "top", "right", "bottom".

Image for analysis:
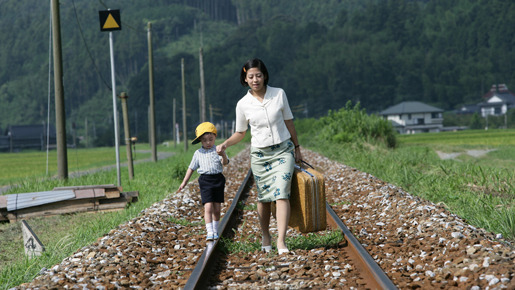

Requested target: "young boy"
[{"left": 178, "top": 122, "right": 229, "bottom": 241}]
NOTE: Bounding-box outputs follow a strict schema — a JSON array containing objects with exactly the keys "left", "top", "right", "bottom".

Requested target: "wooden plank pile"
[{"left": 0, "top": 185, "right": 138, "bottom": 223}]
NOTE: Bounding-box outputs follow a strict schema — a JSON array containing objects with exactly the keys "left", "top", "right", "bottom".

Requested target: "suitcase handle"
[{"left": 301, "top": 160, "right": 314, "bottom": 169}]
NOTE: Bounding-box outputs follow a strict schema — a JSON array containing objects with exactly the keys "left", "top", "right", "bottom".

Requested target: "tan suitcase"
[{"left": 273, "top": 162, "right": 326, "bottom": 233}]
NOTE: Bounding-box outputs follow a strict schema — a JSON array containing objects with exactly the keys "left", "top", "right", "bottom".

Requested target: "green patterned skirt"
[{"left": 250, "top": 139, "right": 295, "bottom": 203}]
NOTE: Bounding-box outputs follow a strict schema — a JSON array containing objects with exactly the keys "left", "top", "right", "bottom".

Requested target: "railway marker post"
[{"left": 21, "top": 220, "right": 45, "bottom": 258}]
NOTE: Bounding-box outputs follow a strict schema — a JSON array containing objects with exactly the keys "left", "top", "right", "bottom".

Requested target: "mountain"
[{"left": 0, "top": 0, "right": 514, "bottom": 145}]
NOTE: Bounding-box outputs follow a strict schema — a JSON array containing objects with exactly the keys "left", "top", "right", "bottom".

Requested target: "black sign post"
[{"left": 99, "top": 10, "right": 121, "bottom": 31}]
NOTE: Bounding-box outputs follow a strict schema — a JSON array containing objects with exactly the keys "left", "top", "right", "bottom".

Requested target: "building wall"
[
  {"left": 387, "top": 112, "right": 443, "bottom": 126},
  {"left": 387, "top": 112, "right": 443, "bottom": 134}
]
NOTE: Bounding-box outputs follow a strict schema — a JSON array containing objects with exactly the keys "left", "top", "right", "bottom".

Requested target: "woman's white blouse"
[{"left": 235, "top": 86, "right": 294, "bottom": 148}]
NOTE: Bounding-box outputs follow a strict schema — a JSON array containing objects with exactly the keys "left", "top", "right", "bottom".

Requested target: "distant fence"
[
  {"left": 0, "top": 135, "right": 56, "bottom": 152},
  {"left": 0, "top": 136, "right": 9, "bottom": 151},
  {"left": 0, "top": 125, "right": 56, "bottom": 152}
]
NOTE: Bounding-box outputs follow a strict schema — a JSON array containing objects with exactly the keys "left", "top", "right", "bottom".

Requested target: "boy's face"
[{"left": 200, "top": 133, "right": 216, "bottom": 149}]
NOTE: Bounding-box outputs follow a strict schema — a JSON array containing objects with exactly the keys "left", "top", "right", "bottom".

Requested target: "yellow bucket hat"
[{"left": 192, "top": 122, "right": 217, "bottom": 144}]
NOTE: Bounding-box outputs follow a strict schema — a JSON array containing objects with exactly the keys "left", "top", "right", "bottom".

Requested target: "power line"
[{"left": 72, "top": 0, "right": 111, "bottom": 90}]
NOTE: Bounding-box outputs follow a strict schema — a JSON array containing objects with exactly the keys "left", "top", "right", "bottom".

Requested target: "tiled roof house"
[
  {"left": 479, "top": 84, "right": 515, "bottom": 117},
  {"left": 379, "top": 101, "right": 444, "bottom": 134}
]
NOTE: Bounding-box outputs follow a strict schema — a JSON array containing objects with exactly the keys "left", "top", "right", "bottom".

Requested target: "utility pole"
[
  {"left": 148, "top": 22, "right": 157, "bottom": 162},
  {"left": 51, "top": 0, "right": 68, "bottom": 179},
  {"left": 209, "top": 104, "right": 213, "bottom": 123},
  {"left": 198, "top": 89, "right": 202, "bottom": 123},
  {"left": 181, "top": 58, "right": 187, "bottom": 152},
  {"left": 119, "top": 92, "right": 134, "bottom": 180},
  {"left": 199, "top": 47, "right": 206, "bottom": 123},
  {"left": 85, "top": 117, "right": 88, "bottom": 148},
  {"left": 173, "top": 98, "right": 177, "bottom": 147}
]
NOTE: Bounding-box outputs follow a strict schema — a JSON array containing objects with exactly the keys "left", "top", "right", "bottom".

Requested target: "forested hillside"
[{"left": 0, "top": 0, "right": 514, "bottom": 145}]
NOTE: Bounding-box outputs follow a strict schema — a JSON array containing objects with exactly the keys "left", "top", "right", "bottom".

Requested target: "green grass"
[
  {"left": 0, "top": 140, "right": 245, "bottom": 289},
  {"left": 2, "top": 124, "right": 514, "bottom": 288},
  {"left": 219, "top": 229, "right": 344, "bottom": 254},
  {"left": 287, "top": 230, "right": 344, "bottom": 250},
  {"left": 301, "top": 128, "right": 515, "bottom": 241},
  {"left": 0, "top": 147, "right": 151, "bottom": 187},
  {"left": 397, "top": 129, "right": 515, "bottom": 146}
]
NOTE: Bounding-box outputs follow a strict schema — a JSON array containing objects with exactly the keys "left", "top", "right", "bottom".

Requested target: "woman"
[{"left": 216, "top": 58, "right": 302, "bottom": 254}]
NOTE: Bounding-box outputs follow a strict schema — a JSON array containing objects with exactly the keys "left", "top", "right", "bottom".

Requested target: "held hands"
[{"left": 216, "top": 143, "right": 227, "bottom": 155}]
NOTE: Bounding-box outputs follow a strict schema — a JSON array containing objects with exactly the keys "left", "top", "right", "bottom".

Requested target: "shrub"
[{"left": 298, "top": 101, "right": 397, "bottom": 148}]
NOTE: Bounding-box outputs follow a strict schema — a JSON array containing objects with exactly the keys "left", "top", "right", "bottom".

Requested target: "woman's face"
[{"left": 245, "top": 67, "right": 265, "bottom": 93}]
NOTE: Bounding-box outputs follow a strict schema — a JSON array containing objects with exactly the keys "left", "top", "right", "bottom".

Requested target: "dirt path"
[{"left": 436, "top": 149, "right": 496, "bottom": 160}]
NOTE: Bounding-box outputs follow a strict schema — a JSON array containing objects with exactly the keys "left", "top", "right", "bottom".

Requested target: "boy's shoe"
[
  {"left": 213, "top": 233, "right": 219, "bottom": 239},
  {"left": 261, "top": 245, "right": 272, "bottom": 253},
  {"left": 206, "top": 233, "right": 214, "bottom": 241}
]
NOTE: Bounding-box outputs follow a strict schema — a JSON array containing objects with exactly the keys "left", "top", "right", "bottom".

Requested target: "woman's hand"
[
  {"left": 216, "top": 143, "right": 227, "bottom": 155},
  {"left": 295, "top": 146, "right": 302, "bottom": 163},
  {"left": 217, "top": 131, "right": 245, "bottom": 155}
]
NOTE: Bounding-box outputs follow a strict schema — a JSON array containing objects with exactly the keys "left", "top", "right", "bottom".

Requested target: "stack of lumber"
[{"left": 0, "top": 185, "right": 138, "bottom": 223}]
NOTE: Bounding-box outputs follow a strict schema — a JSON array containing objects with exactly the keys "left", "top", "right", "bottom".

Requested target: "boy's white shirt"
[{"left": 188, "top": 146, "right": 227, "bottom": 175}]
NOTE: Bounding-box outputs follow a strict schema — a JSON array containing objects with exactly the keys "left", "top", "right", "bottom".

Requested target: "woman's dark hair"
[{"left": 240, "top": 58, "right": 269, "bottom": 87}]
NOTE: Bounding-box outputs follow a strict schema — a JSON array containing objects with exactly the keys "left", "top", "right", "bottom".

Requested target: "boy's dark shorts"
[{"left": 198, "top": 173, "right": 225, "bottom": 205}]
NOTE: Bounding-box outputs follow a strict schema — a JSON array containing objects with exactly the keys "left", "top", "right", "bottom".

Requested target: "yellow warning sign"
[
  {"left": 103, "top": 14, "right": 120, "bottom": 30},
  {"left": 99, "top": 10, "right": 121, "bottom": 32}
]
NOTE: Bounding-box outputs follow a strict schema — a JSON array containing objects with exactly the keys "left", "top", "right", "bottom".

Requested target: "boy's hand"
[{"left": 216, "top": 143, "right": 226, "bottom": 155}]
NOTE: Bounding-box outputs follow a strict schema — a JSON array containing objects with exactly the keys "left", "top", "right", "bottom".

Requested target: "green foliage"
[
  {"left": 300, "top": 125, "right": 515, "bottom": 240},
  {"left": 219, "top": 229, "right": 344, "bottom": 254},
  {"left": 219, "top": 235, "right": 261, "bottom": 254},
  {"left": 167, "top": 155, "right": 189, "bottom": 180},
  {"left": 287, "top": 230, "right": 344, "bottom": 251},
  {"left": 0, "top": 141, "right": 245, "bottom": 288},
  {"left": 2, "top": 0, "right": 515, "bottom": 148},
  {"left": 469, "top": 113, "right": 484, "bottom": 130},
  {"left": 397, "top": 129, "right": 515, "bottom": 146},
  {"left": 300, "top": 101, "right": 397, "bottom": 148},
  {"left": 0, "top": 147, "right": 151, "bottom": 187}
]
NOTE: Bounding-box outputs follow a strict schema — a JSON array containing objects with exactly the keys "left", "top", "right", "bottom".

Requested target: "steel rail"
[
  {"left": 326, "top": 202, "right": 397, "bottom": 289},
  {"left": 184, "top": 169, "right": 253, "bottom": 290},
  {"left": 184, "top": 168, "right": 396, "bottom": 289}
]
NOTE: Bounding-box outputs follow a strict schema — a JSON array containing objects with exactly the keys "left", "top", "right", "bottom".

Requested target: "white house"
[
  {"left": 379, "top": 101, "right": 443, "bottom": 134},
  {"left": 479, "top": 84, "right": 515, "bottom": 117}
]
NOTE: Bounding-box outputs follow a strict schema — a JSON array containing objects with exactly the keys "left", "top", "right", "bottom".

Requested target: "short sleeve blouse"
[{"left": 235, "top": 86, "right": 294, "bottom": 148}]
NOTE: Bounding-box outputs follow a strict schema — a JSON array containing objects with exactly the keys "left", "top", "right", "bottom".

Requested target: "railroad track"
[
  {"left": 14, "top": 148, "right": 514, "bottom": 289},
  {"left": 184, "top": 169, "right": 396, "bottom": 289}
]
